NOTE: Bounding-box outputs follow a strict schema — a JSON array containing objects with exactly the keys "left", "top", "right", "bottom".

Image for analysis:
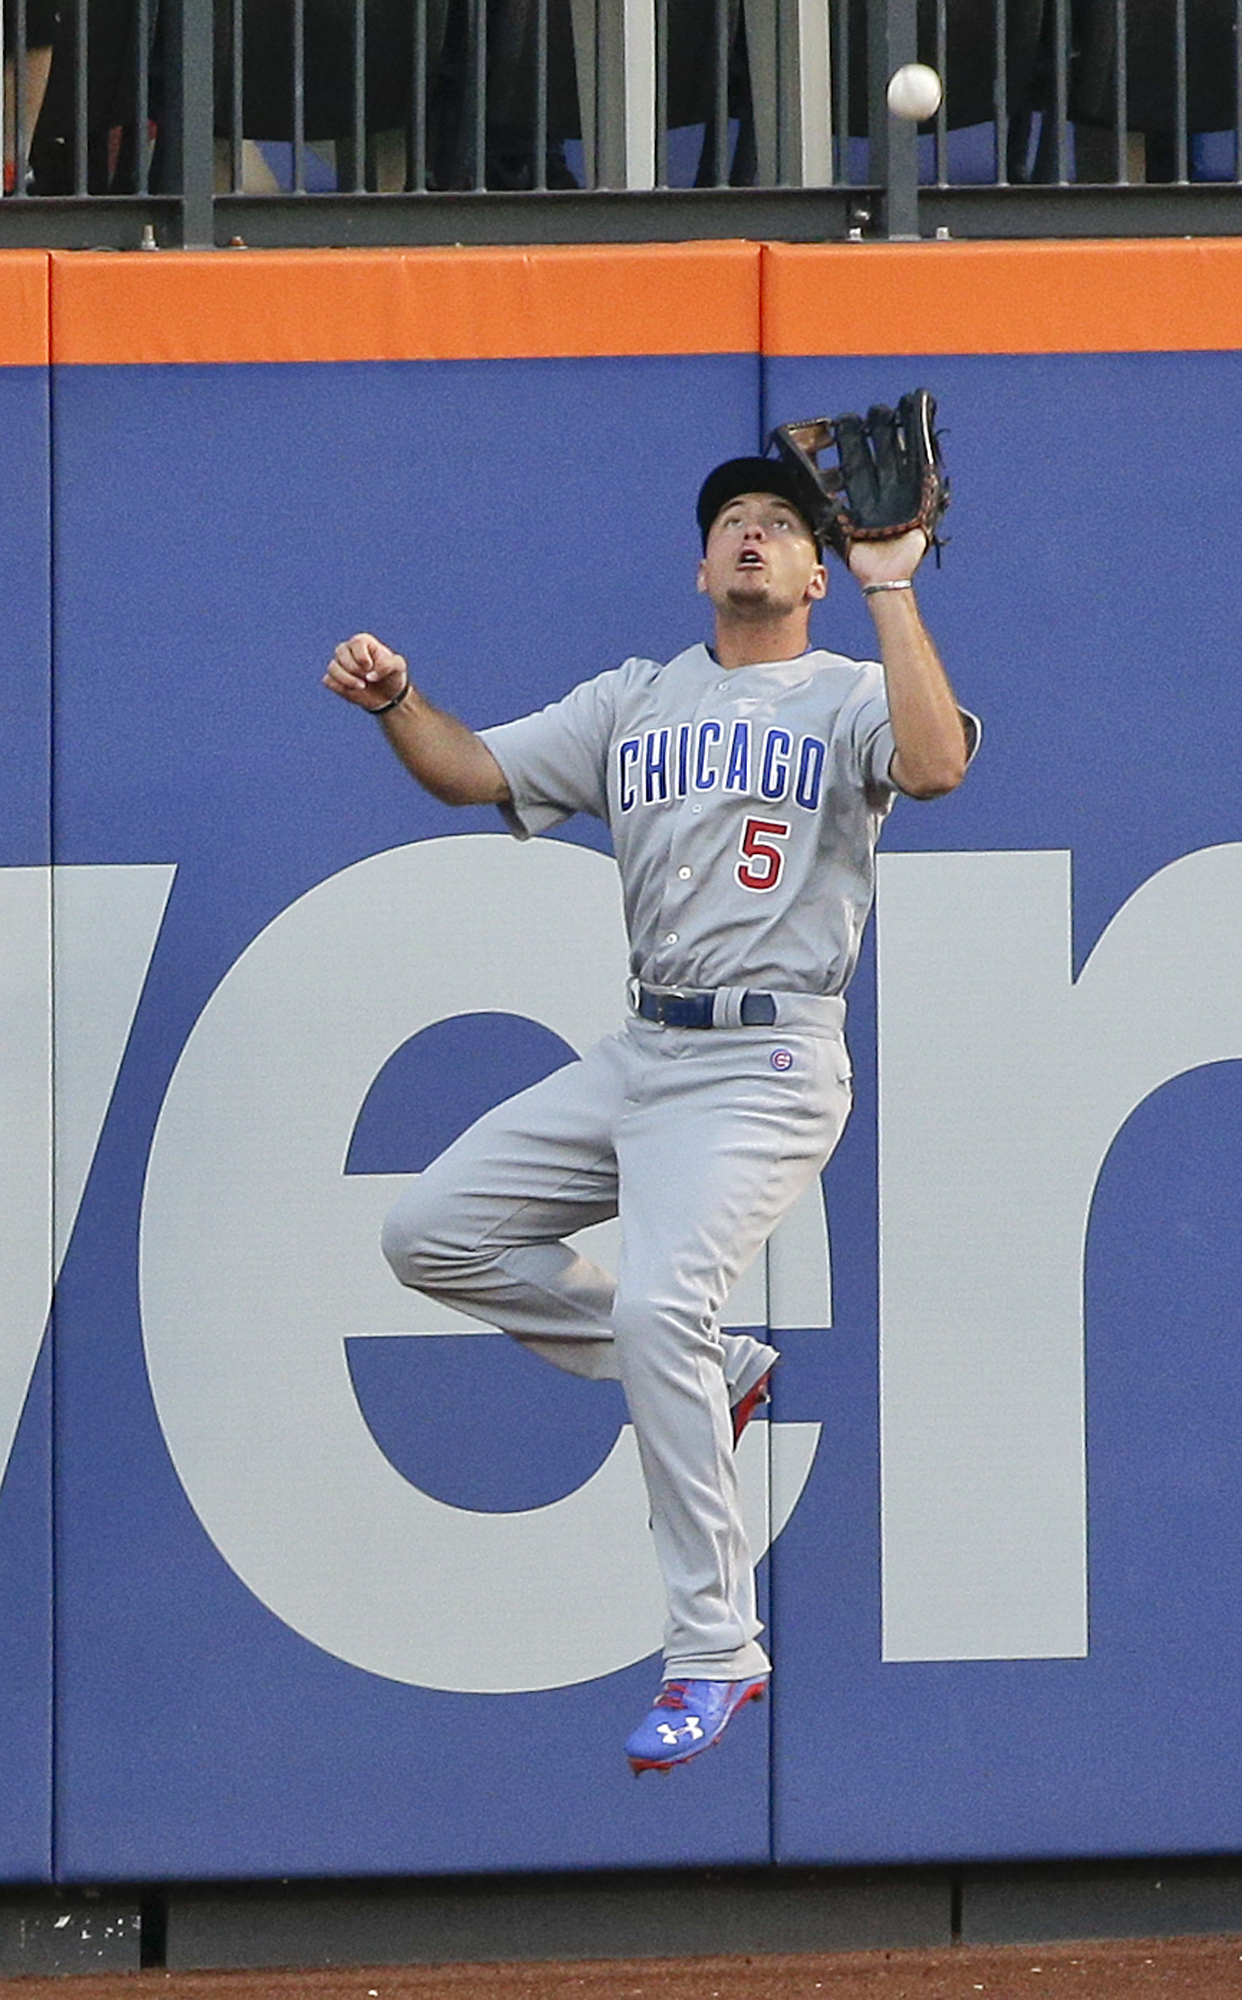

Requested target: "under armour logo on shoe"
[
  {"left": 657, "top": 1716, "right": 704, "bottom": 1745},
  {"left": 626, "top": 1675, "right": 767, "bottom": 1773}
]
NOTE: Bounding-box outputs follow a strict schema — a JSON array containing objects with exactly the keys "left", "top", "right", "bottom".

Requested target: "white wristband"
[{"left": 861, "top": 579, "right": 914, "bottom": 597}]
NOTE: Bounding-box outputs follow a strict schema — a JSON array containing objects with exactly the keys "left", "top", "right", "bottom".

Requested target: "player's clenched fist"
[{"left": 323, "top": 633, "right": 410, "bottom": 713}]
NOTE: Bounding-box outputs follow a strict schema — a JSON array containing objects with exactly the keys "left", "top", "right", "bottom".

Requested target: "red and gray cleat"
[
  {"left": 624, "top": 1676, "right": 768, "bottom": 1775},
  {"left": 730, "top": 1367, "right": 774, "bottom": 1447}
]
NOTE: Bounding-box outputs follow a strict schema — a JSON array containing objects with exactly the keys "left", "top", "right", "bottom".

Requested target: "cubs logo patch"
[{"left": 770, "top": 1048, "right": 794, "bottom": 1072}]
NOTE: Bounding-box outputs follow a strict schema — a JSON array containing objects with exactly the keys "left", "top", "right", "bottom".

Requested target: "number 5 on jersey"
[{"left": 737, "top": 816, "right": 790, "bottom": 892}]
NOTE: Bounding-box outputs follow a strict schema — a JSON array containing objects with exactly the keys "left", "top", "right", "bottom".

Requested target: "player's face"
[{"left": 697, "top": 493, "right": 827, "bottom": 620}]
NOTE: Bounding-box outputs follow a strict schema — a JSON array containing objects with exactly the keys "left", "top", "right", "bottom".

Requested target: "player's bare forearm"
[
  {"left": 867, "top": 586, "right": 970, "bottom": 800},
  {"left": 379, "top": 682, "right": 511, "bottom": 807},
  {"left": 323, "top": 632, "right": 511, "bottom": 808}
]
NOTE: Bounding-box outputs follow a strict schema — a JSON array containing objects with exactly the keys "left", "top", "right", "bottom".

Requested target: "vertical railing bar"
[
  {"left": 165, "top": 0, "right": 216, "bottom": 245},
  {"left": 655, "top": 0, "right": 668, "bottom": 186},
  {"left": 1174, "top": 0, "right": 1188, "bottom": 184},
  {"left": 587, "top": 0, "right": 597, "bottom": 188},
  {"left": 533, "top": 0, "right": 547, "bottom": 189},
  {"left": 828, "top": 0, "right": 839, "bottom": 181},
  {"left": 875, "top": 0, "right": 921, "bottom": 236},
  {"left": 1235, "top": 0, "right": 1242, "bottom": 182},
  {"left": 993, "top": 0, "right": 1008, "bottom": 185},
  {"left": 408, "top": 0, "right": 426, "bottom": 190},
  {"left": 230, "top": 0, "right": 244, "bottom": 193},
  {"left": 1052, "top": 0, "right": 1070, "bottom": 184},
  {"left": 13, "top": 0, "right": 27, "bottom": 192},
  {"left": 711, "top": 0, "right": 728, "bottom": 185},
  {"left": 291, "top": 0, "right": 306, "bottom": 191},
  {"left": 833, "top": 0, "right": 849, "bottom": 184},
  {"left": 74, "top": 0, "right": 88, "bottom": 196},
  {"left": 352, "top": 0, "right": 366, "bottom": 191},
  {"left": 473, "top": 0, "right": 487, "bottom": 191},
  {"left": 1113, "top": 0, "right": 1127, "bottom": 183},
  {"left": 773, "top": 0, "right": 785, "bottom": 186},
  {"left": 934, "top": 0, "right": 948, "bottom": 185},
  {"left": 134, "top": 0, "right": 150, "bottom": 192},
  {"left": 575, "top": 0, "right": 591, "bottom": 189}
]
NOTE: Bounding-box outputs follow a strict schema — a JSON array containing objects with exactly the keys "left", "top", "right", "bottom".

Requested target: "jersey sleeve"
[
  {"left": 844, "top": 671, "right": 899, "bottom": 805},
  {"left": 478, "top": 668, "right": 618, "bottom": 838},
  {"left": 847, "top": 667, "right": 982, "bottom": 804}
]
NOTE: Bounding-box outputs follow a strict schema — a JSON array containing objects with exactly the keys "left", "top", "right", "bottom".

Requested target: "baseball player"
[{"left": 324, "top": 421, "right": 976, "bottom": 1775}]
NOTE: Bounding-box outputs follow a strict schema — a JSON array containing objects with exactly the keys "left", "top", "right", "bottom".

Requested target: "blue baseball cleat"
[{"left": 625, "top": 1676, "right": 768, "bottom": 1774}]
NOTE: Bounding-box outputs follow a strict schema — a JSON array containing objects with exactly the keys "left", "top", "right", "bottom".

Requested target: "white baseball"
[{"left": 886, "top": 63, "right": 943, "bottom": 121}]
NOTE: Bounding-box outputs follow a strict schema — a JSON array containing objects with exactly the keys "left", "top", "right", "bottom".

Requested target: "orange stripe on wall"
[
  {"left": 42, "top": 238, "right": 1242, "bottom": 366},
  {"left": 49, "top": 244, "right": 761, "bottom": 364},
  {"left": 762, "top": 238, "right": 1242, "bottom": 356},
  {"left": 0, "top": 253, "right": 49, "bottom": 366}
]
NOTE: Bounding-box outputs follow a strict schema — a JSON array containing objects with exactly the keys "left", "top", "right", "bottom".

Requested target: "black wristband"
[{"left": 369, "top": 680, "right": 410, "bottom": 715}]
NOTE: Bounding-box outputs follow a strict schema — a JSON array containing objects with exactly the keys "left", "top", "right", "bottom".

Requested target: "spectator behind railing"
[
  {"left": 1069, "top": 0, "right": 1237, "bottom": 181},
  {"left": 426, "top": 0, "right": 579, "bottom": 189},
  {"left": 688, "top": 0, "right": 1048, "bottom": 187},
  {"left": 14, "top": 0, "right": 1241, "bottom": 205},
  {"left": 210, "top": 0, "right": 580, "bottom": 191},
  {"left": 25, "top": 0, "right": 157, "bottom": 195},
  {"left": 832, "top": 0, "right": 1046, "bottom": 177},
  {"left": 3, "top": 0, "right": 56, "bottom": 191},
  {"left": 208, "top": 0, "right": 813, "bottom": 194},
  {"left": 9, "top": 0, "right": 1059, "bottom": 201}
]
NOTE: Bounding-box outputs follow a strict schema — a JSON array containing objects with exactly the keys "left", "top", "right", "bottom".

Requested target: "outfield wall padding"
[{"left": 0, "top": 240, "right": 1240, "bottom": 1880}]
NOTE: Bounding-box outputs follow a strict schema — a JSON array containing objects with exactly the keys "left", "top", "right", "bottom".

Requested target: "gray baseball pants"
[{"left": 381, "top": 1004, "right": 852, "bottom": 1681}]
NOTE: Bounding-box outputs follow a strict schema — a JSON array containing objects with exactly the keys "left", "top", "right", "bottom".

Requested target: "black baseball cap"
[{"left": 696, "top": 455, "right": 822, "bottom": 551}]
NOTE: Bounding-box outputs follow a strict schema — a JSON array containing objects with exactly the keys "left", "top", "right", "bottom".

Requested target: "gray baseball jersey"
[{"left": 481, "top": 641, "right": 905, "bottom": 998}]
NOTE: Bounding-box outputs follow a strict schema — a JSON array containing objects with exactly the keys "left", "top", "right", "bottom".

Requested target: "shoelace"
[{"left": 653, "top": 1681, "right": 692, "bottom": 1710}]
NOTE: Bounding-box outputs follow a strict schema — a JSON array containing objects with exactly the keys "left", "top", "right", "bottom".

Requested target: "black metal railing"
[{"left": 2, "top": 0, "right": 1241, "bottom": 248}]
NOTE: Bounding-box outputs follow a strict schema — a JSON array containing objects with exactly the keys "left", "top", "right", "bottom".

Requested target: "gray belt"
[{"left": 633, "top": 984, "right": 777, "bottom": 1029}]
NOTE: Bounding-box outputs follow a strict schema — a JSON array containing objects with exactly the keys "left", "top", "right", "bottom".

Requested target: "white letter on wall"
[
  {"left": 140, "top": 836, "right": 821, "bottom": 1694},
  {"left": 0, "top": 864, "right": 174, "bottom": 1487},
  {"left": 877, "top": 845, "right": 1242, "bottom": 1661}
]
